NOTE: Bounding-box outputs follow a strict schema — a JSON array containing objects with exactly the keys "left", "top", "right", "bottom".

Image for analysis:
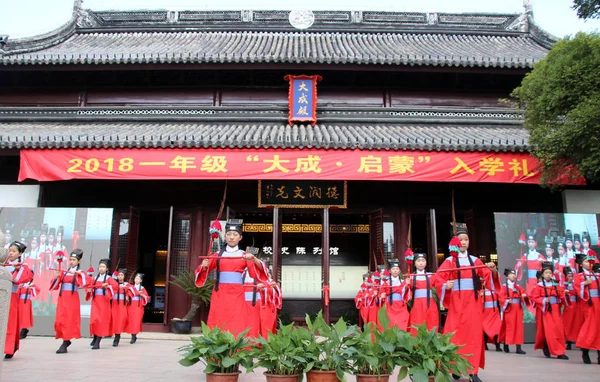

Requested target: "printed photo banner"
[{"left": 18, "top": 148, "right": 581, "bottom": 184}]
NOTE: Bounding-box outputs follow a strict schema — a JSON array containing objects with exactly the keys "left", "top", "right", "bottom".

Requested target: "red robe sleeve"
[
  {"left": 140, "top": 286, "right": 150, "bottom": 305},
  {"left": 246, "top": 258, "right": 268, "bottom": 284},
  {"left": 434, "top": 257, "right": 455, "bottom": 309},
  {"left": 195, "top": 252, "right": 219, "bottom": 287},
  {"left": 12, "top": 264, "right": 33, "bottom": 285},
  {"left": 573, "top": 273, "right": 589, "bottom": 302},
  {"left": 515, "top": 255, "right": 526, "bottom": 281}
]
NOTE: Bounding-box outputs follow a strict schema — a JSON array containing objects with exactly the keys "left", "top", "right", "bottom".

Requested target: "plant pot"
[
  {"left": 171, "top": 319, "right": 192, "bottom": 334},
  {"left": 409, "top": 376, "right": 434, "bottom": 382},
  {"left": 307, "top": 370, "right": 340, "bottom": 382},
  {"left": 264, "top": 372, "right": 302, "bottom": 382},
  {"left": 355, "top": 374, "right": 391, "bottom": 382},
  {"left": 206, "top": 371, "right": 242, "bottom": 382}
]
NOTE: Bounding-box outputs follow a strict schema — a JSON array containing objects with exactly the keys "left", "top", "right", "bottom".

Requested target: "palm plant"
[{"left": 170, "top": 270, "right": 214, "bottom": 321}]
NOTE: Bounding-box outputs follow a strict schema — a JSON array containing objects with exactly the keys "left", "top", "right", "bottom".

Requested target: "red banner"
[{"left": 17, "top": 148, "right": 575, "bottom": 184}]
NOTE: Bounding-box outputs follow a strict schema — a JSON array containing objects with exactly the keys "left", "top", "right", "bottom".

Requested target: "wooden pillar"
[
  {"left": 396, "top": 209, "right": 410, "bottom": 273},
  {"left": 322, "top": 207, "right": 330, "bottom": 324},
  {"left": 426, "top": 208, "right": 439, "bottom": 271},
  {"left": 272, "top": 207, "right": 282, "bottom": 283}
]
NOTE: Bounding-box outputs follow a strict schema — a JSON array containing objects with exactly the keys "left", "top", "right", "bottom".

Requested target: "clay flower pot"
[
  {"left": 264, "top": 372, "right": 302, "bottom": 382},
  {"left": 206, "top": 371, "right": 242, "bottom": 382},
  {"left": 354, "top": 374, "right": 391, "bottom": 382},
  {"left": 306, "top": 370, "right": 340, "bottom": 382}
]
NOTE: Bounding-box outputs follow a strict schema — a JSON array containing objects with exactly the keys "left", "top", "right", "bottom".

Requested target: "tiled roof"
[
  {"left": 0, "top": 121, "right": 529, "bottom": 152},
  {"left": 0, "top": 9, "right": 555, "bottom": 68}
]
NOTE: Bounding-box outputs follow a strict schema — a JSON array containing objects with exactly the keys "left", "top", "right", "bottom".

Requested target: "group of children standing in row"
[{"left": 3, "top": 235, "right": 149, "bottom": 358}]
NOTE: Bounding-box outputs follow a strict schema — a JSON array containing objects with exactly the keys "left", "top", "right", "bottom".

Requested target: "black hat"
[
  {"left": 576, "top": 253, "right": 587, "bottom": 265},
  {"left": 557, "top": 236, "right": 565, "bottom": 245},
  {"left": 574, "top": 233, "right": 581, "bottom": 242},
  {"left": 57, "top": 226, "right": 65, "bottom": 237},
  {"left": 544, "top": 236, "right": 554, "bottom": 250},
  {"left": 504, "top": 268, "right": 516, "bottom": 277},
  {"left": 48, "top": 227, "right": 56, "bottom": 237},
  {"left": 99, "top": 258, "right": 111, "bottom": 268},
  {"left": 118, "top": 268, "right": 127, "bottom": 275},
  {"left": 40, "top": 223, "right": 48, "bottom": 236},
  {"left": 541, "top": 261, "right": 554, "bottom": 272},
  {"left": 564, "top": 230, "right": 573, "bottom": 242},
  {"left": 9, "top": 241, "right": 27, "bottom": 253},
  {"left": 593, "top": 264, "right": 600, "bottom": 273},
  {"left": 20, "top": 229, "right": 30, "bottom": 241},
  {"left": 388, "top": 259, "right": 400, "bottom": 269},
  {"left": 70, "top": 248, "right": 84, "bottom": 261},
  {"left": 225, "top": 219, "right": 243, "bottom": 234},
  {"left": 526, "top": 229, "right": 537, "bottom": 242},
  {"left": 135, "top": 273, "right": 145, "bottom": 280},
  {"left": 563, "top": 267, "right": 573, "bottom": 276},
  {"left": 450, "top": 222, "right": 468, "bottom": 236},
  {"left": 536, "top": 270, "right": 543, "bottom": 279},
  {"left": 413, "top": 253, "right": 426, "bottom": 260},
  {"left": 582, "top": 232, "right": 591, "bottom": 243}
]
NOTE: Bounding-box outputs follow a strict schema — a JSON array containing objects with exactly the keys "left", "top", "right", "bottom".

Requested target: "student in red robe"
[
  {"left": 482, "top": 282, "right": 502, "bottom": 352},
  {"left": 383, "top": 261, "right": 410, "bottom": 331},
  {"left": 573, "top": 254, "right": 600, "bottom": 364},
  {"left": 530, "top": 262, "right": 569, "bottom": 360},
  {"left": 355, "top": 275, "right": 369, "bottom": 326},
  {"left": 435, "top": 223, "right": 499, "bottom": 382},
  {"left": 498, "top": 269, "right": 527, "bottom": 354},
  {"left": 111, "top": 268, "right": 130, "bottom": 347},
  {"left": 562, "top": 267, "right": 583, "bottom": 350},
  {"left": 18, "top": 278, "right": 40, "bottom": 339},
  {"left": 581, "top": 233, "right": 600, "bottom": 263},
  {"left": 50, "top": 248, "right": 90, "bottom": 354},
  {"left": 515, "top": 229, "right": 544, "bottom": 297},
  {"left": 405, "top": 255, "right": 439, "bottom": 335},
  {"left": 127, "top": 273, "right": 149, "bottom": 344},
  {"left": 195, "top": 219, "right": 268, "bottom": 336},
  {"left": 4, "top": 241, "right": 34, "bottom": 359},
  {"left": 88, "top": 259, "right": 117, "bottom": 350}
]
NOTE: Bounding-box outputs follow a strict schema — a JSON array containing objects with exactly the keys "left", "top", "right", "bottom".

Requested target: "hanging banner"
[
  {"left": 17, "top": 148, "right": 582, "bottom": 184},
  {"left": 284, "top": 74, "right": 322, "bottom": 126}
]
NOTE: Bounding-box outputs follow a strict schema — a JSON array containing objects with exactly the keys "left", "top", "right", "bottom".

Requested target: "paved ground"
[{"left": 2, "top": 336, "right": 600, "bottom": 382}]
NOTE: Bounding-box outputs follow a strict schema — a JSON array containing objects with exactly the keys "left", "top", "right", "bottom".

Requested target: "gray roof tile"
[{"left": 0, "top": 121, "right": 529, "bottom": 152}]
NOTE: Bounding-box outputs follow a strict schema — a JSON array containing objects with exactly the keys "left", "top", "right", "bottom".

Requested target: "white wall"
[
  {"left": 0, "top": 185, "right": 40, "bottom": 207},
  {"left": 563, "top": 190, "right": 600, "bottom": 213}
]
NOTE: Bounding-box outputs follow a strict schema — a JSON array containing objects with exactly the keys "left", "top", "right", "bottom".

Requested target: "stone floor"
[{"left": 2, "top": 336, "right": 599, "bottom": 382}]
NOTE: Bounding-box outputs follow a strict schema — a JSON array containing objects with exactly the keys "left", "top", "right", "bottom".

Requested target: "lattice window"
[
  {"left": 116, "top": 219, "right": 129, "bottom": 269},
  {"left": 170, "top": 219, "right": 190, "bottom": 278}
]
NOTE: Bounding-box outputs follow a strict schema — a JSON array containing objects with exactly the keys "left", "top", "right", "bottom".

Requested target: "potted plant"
[
  {"left": 249, "top": 322, "right": 312, "bottom": 382},
  {"left": 347, "top": 307, "right": 404, "bottom": 382},
  {"left": 178, "top": 323, "right": 253, "bottom": 382},
  {"left": 396, "top": 324, "right": 471, "bottom": 382},
  {"left": 169, "top": 270, "right": 214, "bottom": 334},
  {"left": 304, "top": 311, "right": 358, "bottom": 382}
]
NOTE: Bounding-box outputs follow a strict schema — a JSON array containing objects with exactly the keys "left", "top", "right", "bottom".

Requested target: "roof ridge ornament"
[
  {"left": 289, "top": 9, "right": 315, "bottom": 30},
  {"left": 74, "top": 0, "right": 98, "bottom": 28}
]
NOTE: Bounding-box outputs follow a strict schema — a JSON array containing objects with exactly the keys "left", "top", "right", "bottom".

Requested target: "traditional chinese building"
[{"left": 0, "top": 3, "right": 586, "bottom": 330}]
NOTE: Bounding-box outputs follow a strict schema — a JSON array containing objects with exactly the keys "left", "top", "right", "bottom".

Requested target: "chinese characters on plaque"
[
  {"left": 258, "top": 180, "right": 347, "bottom": 208},
  {"left": 284, "top": 74, "right": 322, "bottom": 126},
  {"left": 262, "top": 246, "right": 340, "bottom": 256}
]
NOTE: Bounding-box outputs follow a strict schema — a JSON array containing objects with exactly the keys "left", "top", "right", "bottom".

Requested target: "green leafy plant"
[
  {"left": 304, "top": 311, "right": 359, "bottom": 381},
  {"left": 346, "top": 306, "right": 405, "bottom": 376},
  {"left": 396, "top": 324, "right": 471, "bottom": 382},
  {"left": 170, "top": 270, "right": 214, "bottom": 321},
  {"left": 178, "top": 323, "right": 253, "bottom": 373},
  {"left": 249, "top": 322, "right": 313, "bottom": 376}
]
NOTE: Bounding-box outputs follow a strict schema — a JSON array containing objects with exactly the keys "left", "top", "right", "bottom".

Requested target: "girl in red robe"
[
  {"left": 126, "top": 273, "right": 149, "bottom": 344},
  {"left": 195, "top": 220, "right": 268, "bottom": 336},
  {"left": 50, "top": 248, "right": 90, "bottom": 354},
  {"left": 4, "top": 241, "right": 34, "bottom": 359},
  {"left": 382, "top": 266, "right": 409, "bottom": 331},
  {"left": 111, "top": 268, "right": 130, "bottom": 347},
  {"left": 405, "top": 255, "right": 439, "bottom": 336},
  {"left": 18, "top": 278, "right": 40, "bottom": 339},
  {"left": 562, "top": 267, "right": 583, "bottom": 350},
  {"left": 530, "top": 262, "right": 569, "bottom": 360},
  {"left": 435, "top": 223, "right": 499, "bottom": 382},
  {"left": 355, "top": 280, "right": 368, "bottom": 325},
  {"left": 498, "top": 269, "right": 527, "bottom": 354},
  {"left": 88, "top": 259, "right": 117, "bottom": 350},
  {"left": 515, "top": 229, "right": 544, "bottom": 297},
  {"left": 573, "top": 254, "right": 600, "bottom": 364}
]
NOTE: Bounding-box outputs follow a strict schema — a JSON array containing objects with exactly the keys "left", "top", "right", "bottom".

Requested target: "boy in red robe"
[
  {"left": 195, "top": 219, "right": 268, "bottom": 336},
  {"left": 18, "top": 278, "right": 40, "bottom": 339},
  {"left": 562, "top": 267, "right": 583, "bottom": 350},
  {"left": 405, "top": 254, "right": 439, "bottom": 336},
  {"left": 127, "top": 273, "right": 149, "bottom": 344},
  {"left": 435, "top": 223, "right": 499, "bottom": 382},
  {"left": 573, "top": 254, "right": 600, "bottom": 364},
  {"left": 88, "top": 259, "right": 117, "bottom": 350},
  {"left": 111, "top": 268, "right": 130, "bottom": 347},
  {"left": 4, "top": 240, "right": 34, "bottom": 359},
  {"left": 50, "top": 248, "right": 91, "bottom": 353},
  {"left": 383, "top": 261, "right": 409, "bottom": 330},
  {"left": 530, "top": 262, "right": 569, "bottom": 360},
  {"left": 498, "top": 269, "right": 527, "bottom": 354}
]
